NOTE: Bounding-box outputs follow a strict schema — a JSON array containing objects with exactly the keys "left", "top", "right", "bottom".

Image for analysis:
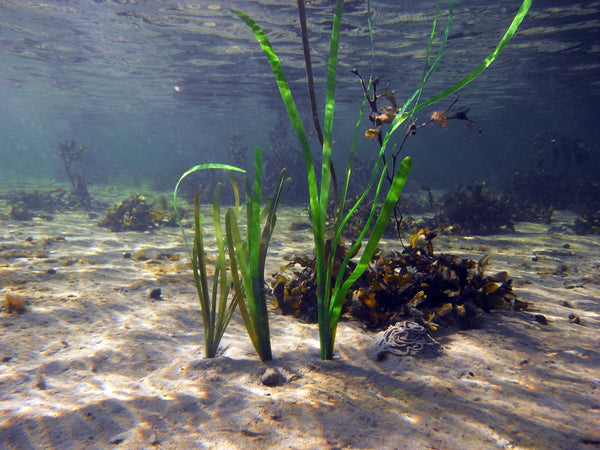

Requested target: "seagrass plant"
[
  {"left": 173, "top": 163, "right": 244, "bottom": 359},
  {"left": 234, "top": 0, "right": 531, "bottom": 359},
  {"left": 173, "top": 150, "right": 288, "bottom": 361},
  {"left": 226, "top": 148, "right": 289, "bottom": 361}
]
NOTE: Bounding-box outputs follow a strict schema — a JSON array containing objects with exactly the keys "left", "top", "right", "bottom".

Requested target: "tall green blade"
[
  {"left": 231, "top": 9, "right": 321, "bottom": 247},
  {"left": 319, "top": 0, "right": 344, "bottom": 218},
  {"left": 391, "top": 0, "right": 532, "bottom": 136},
  {"left": 325, "top": 157, "right": 412, "bottom": 358},
  {"left": 173, "top": 163, "right": 245, "bottom": 255}
]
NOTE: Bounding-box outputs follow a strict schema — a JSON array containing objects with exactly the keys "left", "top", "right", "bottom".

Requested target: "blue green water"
[{"left": 0, "top": 0, "right": 598, "bottom": 194}]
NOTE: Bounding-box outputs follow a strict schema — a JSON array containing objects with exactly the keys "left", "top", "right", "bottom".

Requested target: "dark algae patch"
[{"left": 272, "top": 231, "right": 525, "bottom": 331}]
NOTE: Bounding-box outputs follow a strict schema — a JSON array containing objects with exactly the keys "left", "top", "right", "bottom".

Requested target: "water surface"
[{"left": 0, "top": 0, "right": 598, "bottom": 190}]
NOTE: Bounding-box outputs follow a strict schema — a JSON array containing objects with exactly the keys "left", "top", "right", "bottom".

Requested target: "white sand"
[{"left": 1, "top": 205, "right": 599, "bottom": 449}]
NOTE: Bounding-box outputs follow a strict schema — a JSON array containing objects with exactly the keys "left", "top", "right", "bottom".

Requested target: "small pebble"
[
  {"left": 132, "top": 250, "right": 148, "bottom": 261},
  {"left": 534, "top": 314, "right": 548, "bottom": 325},
  {"left": 562, "top": 243, "right": 570, "bottom": 249},
  {"left": 261, "top": 368, "right": 286, "bottom": 387},
  {"left": 123, "top": 252, "right": 132, "bottom": 259},
  {"left": 35, "top": 374, "right": 47, "bottom": 390},
  {"left": 149, "top": 288, "right": 163, "bottom": 300},
  {"left": 568, "top": 313, "right": 581, "bottom": 324},
  {"left": 47, "top": 268, "right": 56, "bottom": 275},
  {"left": 531, "top": 255, "right": 538, "bottom": 262}
]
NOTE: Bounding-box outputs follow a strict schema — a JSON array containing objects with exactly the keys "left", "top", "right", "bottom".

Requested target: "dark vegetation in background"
[
  {"left": 2, "top": 130, "right": 596, "bottom": 235},
  {"left": 391, "top": 130, "right": 600, "bottom": 236},
  {"left": 503, "top": 131, "right": 599, "bottom": 216},
  {"left": 3, "top": 140, "right": 102, "bottom": 220},
  {"left": 55, "top": 140, "right": 94, "bottom": 209},
  {"left": 315, "top": 127, "right": 599, "bottom": 238},
  {"left": 2, "top": 140, "right": 177, "bottom": 232},
  {"left": 504, "top": 130, "right": 600, "bottom": 235}
]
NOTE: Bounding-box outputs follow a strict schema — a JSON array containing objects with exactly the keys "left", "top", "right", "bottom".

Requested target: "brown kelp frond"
[
  {"left": 271, "top": 232, "right": 526, "bottom": 331},
  {"left": 99, "top": 194, "right": 177, "bottom": 232}
]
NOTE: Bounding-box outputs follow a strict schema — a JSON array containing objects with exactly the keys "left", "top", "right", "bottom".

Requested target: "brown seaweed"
[
  {"left": 56, "top": 140, "right": 94, "bottom": 209},
  {"left": 271, "top": 230, "right": 526, "bottom": 331},
  {"left": 98, "top": 195, "right": 177, "bottom": 232}
]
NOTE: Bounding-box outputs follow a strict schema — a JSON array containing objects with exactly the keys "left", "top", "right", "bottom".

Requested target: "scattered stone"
[
  {"left": 554, "top": 263, "right": 569, "bottom": 275},
  {"left": 534, "top": 314, "right": 548, "bottom": 325},
  {"left": 47, "top": 268, "right": 56, "bottom": 275},
  {"left": 35, "top": 374, "right": 47, "bottom": 390},
  {"left": 123, "top": 252, "right": 132, "bottom": 259},
  {"left": 132, "top": 250, "right": 148, "bottom": 261},
  {"left": 568, "top": 313, "right": 581, "bottom": 324},
  {"left": 148, "top": 288, "right": 163, "bottom": 300},
  {"left": 158, "top": 253, "right": 180, "bottom": 261},
  {"left": 261, "top": 367, "right": 286, "bottom": 387},
  {"left": 108, "top": 434, "right": 127, "bottom": 445}
]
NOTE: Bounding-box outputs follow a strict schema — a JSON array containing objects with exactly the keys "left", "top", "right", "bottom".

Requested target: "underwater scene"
[{"left": 1, "top": 0, "right": 599, "bottom": 448}]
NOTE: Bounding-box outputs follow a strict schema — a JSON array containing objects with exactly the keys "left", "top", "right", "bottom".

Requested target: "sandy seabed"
[{"left": 0, "top": 201, "right": 599, "bottom": 449}]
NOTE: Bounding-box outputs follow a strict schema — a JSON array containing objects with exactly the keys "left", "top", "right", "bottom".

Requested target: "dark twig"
[{"left": 297, "top": 0, "right": 338, "bottom": 207}]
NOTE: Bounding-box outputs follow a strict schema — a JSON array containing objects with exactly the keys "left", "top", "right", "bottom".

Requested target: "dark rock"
[
  {"left": 35, "top": 374, "right": 47, "bottom": 390},
  {"left": 261, "top": 368, "right": 286, "bottom": 387},
  {"left": 148, "top": 288, "right": 163, "bottom": 300},
  {"left": 534, "top": 313, "right": 548, "bottom": 325},
  {"left": 568, "top": 313, "right": 581, "bottom": 324}
]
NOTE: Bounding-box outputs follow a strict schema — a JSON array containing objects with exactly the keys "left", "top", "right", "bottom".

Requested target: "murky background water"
[{"left": 0, "top": 0, "right": 598, "bottom": 196}]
